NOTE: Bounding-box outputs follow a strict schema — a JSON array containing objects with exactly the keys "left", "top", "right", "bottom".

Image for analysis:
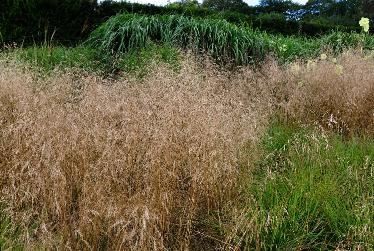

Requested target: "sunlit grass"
[{"left": 228, "top": 120, "right": 374, "bottom": 250}]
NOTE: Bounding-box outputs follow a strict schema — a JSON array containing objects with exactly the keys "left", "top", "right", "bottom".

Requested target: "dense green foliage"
[
  {"left": 0, "top": 0, "right": 98, "bottom": 44},
  {"left": 235, "top": 121, "right": 374, "bottom": 249},
  {"left": 99, "top": 2, "right": 362, "bottom": 36},
  {"left": 94, "top": 0, "right": 373, "bottom": 36},
  {"left": 201, "top": 0, "right": 249, "bottom": 12},
  {"left": 87, "top": 14, "right": 374, "bottom": 65},
  {"left": 4, "top": 12, "right": 373, "bottom": 73},
  {"left": 0, "top": 0, "right": 371, "bottom": 45}
]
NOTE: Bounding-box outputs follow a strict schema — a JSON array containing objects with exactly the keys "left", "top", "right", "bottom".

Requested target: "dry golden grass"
[
  {"left": 1, "top": 51, "right": 373, "bottom": 250},
  {"left": 0, "top": 57, "right": 273, "bottom": 250},
  {"left": 284, "top": 51, "right": 374, "bottom": 136}
]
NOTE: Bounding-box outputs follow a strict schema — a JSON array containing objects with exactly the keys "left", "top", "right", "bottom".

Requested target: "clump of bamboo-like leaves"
[
  {"left": 87, "top": 14, "right": 270, "bottom": 65},
  {"left": 87, "top": 14, "right": 374, "bottom": 65}
]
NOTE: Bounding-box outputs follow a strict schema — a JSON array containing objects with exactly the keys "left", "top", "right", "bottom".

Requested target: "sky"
[{"left": 112, "top": 0, "right": 309, "bottom": 7}]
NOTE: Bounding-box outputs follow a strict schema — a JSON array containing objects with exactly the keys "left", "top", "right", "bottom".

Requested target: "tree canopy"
[{"left": 201, "top": 0, "right": 249, "bottom": 12}]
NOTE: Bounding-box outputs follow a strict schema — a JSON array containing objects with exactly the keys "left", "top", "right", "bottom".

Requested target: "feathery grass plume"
[
  {"left": 1, "top": 50, "right": 373, "bottom": 250},
  {"left": 284, "top": 51, "right": 374, "bottom": 136},
  {"left": 0, "top": 55, "right": 273, "bottom": 249}
]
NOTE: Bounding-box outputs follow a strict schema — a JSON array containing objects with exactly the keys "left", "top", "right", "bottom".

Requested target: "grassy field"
[{"left": 0, "top": 14, "right": 373, "bottom": 250}]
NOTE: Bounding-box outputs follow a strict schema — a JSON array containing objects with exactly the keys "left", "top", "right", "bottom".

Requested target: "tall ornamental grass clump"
[
  {"left": 0, "top": 56, "right": 273, "bottom": 250},
  {"left": 284, "top": 52, "right": 374, "bottom": 136},
  {"left": 87, "top": 14, "right": 269, "bottom": 65},
  {"left": 86, "top": 14, "right": 374, "bottom": 65}
]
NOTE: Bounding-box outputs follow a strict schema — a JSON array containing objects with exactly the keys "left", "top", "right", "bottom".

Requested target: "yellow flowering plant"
[{"left": 359, "top": 17, "right": 370, "bottom": 33}]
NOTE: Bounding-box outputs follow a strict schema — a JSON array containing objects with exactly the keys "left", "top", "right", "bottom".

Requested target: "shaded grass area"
[
  {"left": 14, "top": 45, "right": 103, "bottom": 73},
  {"left": 8, "top": 42, "right": 181, "bottom": 77},
  {"left": 231, "top": 121, "right": 374, "bottom": 250},
  {"left": 118, "top": 43, "right": 180, "bottom": 78}
]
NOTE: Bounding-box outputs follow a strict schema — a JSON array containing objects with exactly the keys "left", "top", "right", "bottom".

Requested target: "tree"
[
  {"left": 259, "top": 0, "right": 301, "bottom": 14},
  {"left": 304, "top": 0, "right": 334, "bottom": 15},
  {"left": 334, "top": 0, "right": 361, "bottom": 17},
  {"left": 361, "top": 0, "right": 374, "bottom": 18},
  {"left": 0, "top": 0, "right": 98, "bottom": 44},
  {"left": 167, "top": 0, "right": 200, "bottom": 9},
  {"left": 304, "top": 0, "right": 361, "bottom": 17},
  {"left": 201, "top": 0, "right": 249, "bottom": 12}
]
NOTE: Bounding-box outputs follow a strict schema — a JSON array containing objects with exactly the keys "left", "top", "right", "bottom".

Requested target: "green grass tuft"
[
  {"left": 235, "top": 121, "right": 374, "bottom": 250},
  {"left": 13, "top": 45, "right": 105, "bottom": 73},
  {"left": 6, "top": 42, "right": 181, "bottom": 77},
  {"left": 0, "top": 208, "right": 23, "bottom": 250},
  {"left": 118, "top": 42, "right": 181, "bottom": 77}
]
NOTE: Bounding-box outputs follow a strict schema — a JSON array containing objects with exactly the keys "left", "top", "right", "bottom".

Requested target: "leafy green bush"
[
  {"left": 0, "top": 0, "right": 367, "bottom": 46},
  {"left": 254, "top": 13, "right": 292, "bottom": 35}
]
